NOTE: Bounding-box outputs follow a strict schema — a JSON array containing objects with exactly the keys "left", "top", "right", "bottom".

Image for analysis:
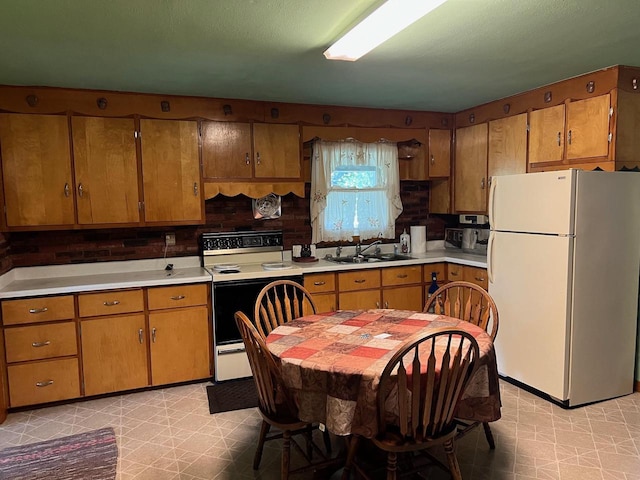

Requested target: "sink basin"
[{"left": 325, "top": 253, "right": 413, "bottom": 264}]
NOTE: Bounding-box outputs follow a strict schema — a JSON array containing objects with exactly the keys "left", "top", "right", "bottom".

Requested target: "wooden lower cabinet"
[
  {"left": 8, "top": 358, "right": 80, "bottom": 407},
  {"left": 81, "top": 314, "right": 149, "bottom": 396},
  {"left": 304, "top": 272, "right": 337, "bottom": 314},
  {"left": 339, "top": 289, "right": 381, "bottom": 310},
  {"left": 338, "top": 269, "right": 381, "bottom": 310},
  {"left": 382, "top": 286, "right": 423, "bottom": 311},
  {"left": 149, "top": 306, "right": 210, "bottom": 386}
]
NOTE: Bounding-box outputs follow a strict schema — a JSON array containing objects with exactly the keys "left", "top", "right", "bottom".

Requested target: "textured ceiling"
[{"left": 2, "top": 0, "right": 640, "bottom": 112}]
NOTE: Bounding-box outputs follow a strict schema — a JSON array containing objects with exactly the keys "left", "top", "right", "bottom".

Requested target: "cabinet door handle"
[
  {"left": 450, "top": 271, "right": 459, "bottom": 276},
  {"left": 193, "top": 182, "right": 198, "bottom": 196},
  {"left": 64, "top": 183, "right": 70, "bottom": 197},
  {"left": 29, "top": 307, "right": 48, "bottom": 314},
  {"left": 475, "top": 276, "right": 485, "bottom": 282},
  {"left": 78, "top": 183, "right": 84, "bottom": 198},
  {"left": 396, "top": 274, "right": 408, "bottom": 279},
  {"left": 480, "top": 177, "right": 486, "bottom": 189},
  {"left": 138, "top": 328, "right": 143, "bottom": 344},
  {"left": 384, "top": 301, "right": 389, "bottom": 308},
  {"left": 557, "top": 132, "right": 561, "bottom": 146},
  {"left": 171, "top": 295, "right": 185, "bottom": 301},
  {"left": 567, "top": 130, "right": 572, "bottom": 145},
  {"left": 36, "top": 380, "right": 54, "bottom": 388},
  {"left": 32, "top": 341, "right": 51, "bottom": 348},
  {"left": 152, "top": 327, "right": 157, "bottom": 343},
  {"left": 430, "top": 155, "right": 435, "bottom": 165},
  {"left": 354, "top": 279, "right": 366, "bottom": 284},
  {"left": 245, "top": 153, "right": 250, "bottom": 165},
  {"left": 313, "top": 281, "right": 326, "bottom": 286},
  {"left": 256, "top": 152, "right": 261, "bottom": 165},
  {"left": 103, "top": 300, "right": 120, "bottom": 306},
  {"left": 376, "top": 302, "right": 380, "bottom": 308}
]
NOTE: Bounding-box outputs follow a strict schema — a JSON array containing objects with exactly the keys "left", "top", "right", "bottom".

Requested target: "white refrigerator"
[{"left": 488, "top": 169, "right": 640, "bottom": 407}]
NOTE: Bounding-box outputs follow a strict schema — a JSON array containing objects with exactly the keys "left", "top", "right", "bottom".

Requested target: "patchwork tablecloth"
[{"left": 266, "top": 309, "right": 501, "bottom": 438}]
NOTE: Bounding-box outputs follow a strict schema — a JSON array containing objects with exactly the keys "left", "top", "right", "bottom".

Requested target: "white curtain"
[{"left": 310, "top": 139, "right": 403, "bottom": 243}]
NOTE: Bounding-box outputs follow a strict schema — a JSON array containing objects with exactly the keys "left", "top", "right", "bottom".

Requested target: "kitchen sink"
[{"left": 324, "top": 253, "right": 413, "bottom": 264}]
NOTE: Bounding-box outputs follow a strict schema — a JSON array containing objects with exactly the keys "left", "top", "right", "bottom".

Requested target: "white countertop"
[{"left": 0, "top": 244, "right": 487, "bottom": 299}]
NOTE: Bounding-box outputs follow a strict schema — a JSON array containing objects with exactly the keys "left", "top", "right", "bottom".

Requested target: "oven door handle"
[{"left": 218, "top": 347, "right": 246, "bottom": 355}]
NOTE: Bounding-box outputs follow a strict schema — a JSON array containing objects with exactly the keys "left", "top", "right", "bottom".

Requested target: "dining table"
[{"left": 265, "top": 308, "right": 502, "bottom": 439}]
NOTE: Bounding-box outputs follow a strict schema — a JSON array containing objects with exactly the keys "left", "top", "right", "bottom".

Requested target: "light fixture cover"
[{"left": 324, "top": 0, "right": 448, "bottom": 61}]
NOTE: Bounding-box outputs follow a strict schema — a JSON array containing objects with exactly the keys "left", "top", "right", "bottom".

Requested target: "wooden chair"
[
  {"left": 423, "top": 280, "right": 499, "bottom": 449},
  {"left": 341, "top": 328, "right": 480, "bottom": 480},
  {"left": 253, "top": 279, "right": 317, "bottom": 338},
  {"left": 234, "top": 311, "right": 332, "bottom": 479}
]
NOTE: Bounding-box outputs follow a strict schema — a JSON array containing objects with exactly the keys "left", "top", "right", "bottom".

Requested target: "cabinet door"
[
  {"left": 488, "top": 114, "right": 527, "bottom": 183},
  {"left": 81, "top": 314, "right": 149, "bottom": 396},
  {"left": 149, "top": 306, "right": 210, "bottom": 386},
  {"left": 309, "top": 293, "right": 337, "bottom": 315},
  {"left": 72, "top": 117, "right": 140, "bottom": 224},
  {"left": 8, "top": 358, "right": 79, "bottom": 407},
  {"left": 0, "top": 114, "right": 75, "bottom": 227},
  {"left": 201, "top": 121, "right": 252, "bottom": 179},
  {"left": 528, "top": 105, "right": 564, "bottom": 165},
  {"left": 382, "top": 285, "right": 423, "bottom": 311},
  {"left": 252, "top": 123, "right": 301, "bottom": 179},
  {"left": 140, "top": 119, "right": 202, "bottom": 223},
  {"left": 339, "top": 289, "right": 381, "bottom": 310},
  {"left": 429, "top": 179, "right": 450, "bottom": 214},
  {"left": 428, "top": 129, "right": 451, "bottom": 178},
  {"left": 566, "top": 94, "right": 611, "bottom": 160},
  {"left": 454, "top": 123, "right": 488, "bottom": 213}
]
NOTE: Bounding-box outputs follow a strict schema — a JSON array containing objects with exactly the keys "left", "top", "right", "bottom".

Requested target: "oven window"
[{"left": 213, "top": 277, "right": 302, "bottom": 345}]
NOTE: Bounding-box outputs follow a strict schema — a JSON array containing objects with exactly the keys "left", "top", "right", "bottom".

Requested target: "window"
[{"left": 310, "top": 139, "right": 403, "bottom": 243}]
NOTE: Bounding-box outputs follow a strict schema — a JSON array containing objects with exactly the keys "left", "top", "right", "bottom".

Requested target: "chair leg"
[
  {"left": 340, "top": 435, "right": 360, "bottom": 480},
  {"left": 253, "top": 420, "right": 271, "bottom": 470},
  {"left": 386, "top": 451, "right": 397, "bottom": 480},
  {"left": 282, "top": 430, "right": 291, "bottom": 480},
  {"left": 444, "top": 439, "right": 462, "bottom": 480},
  {"left": 322, "top": 429, "right": 332, "bottom": 455},
  {"left": 482, "top": 422, "right": 496, "bottom": 449}
]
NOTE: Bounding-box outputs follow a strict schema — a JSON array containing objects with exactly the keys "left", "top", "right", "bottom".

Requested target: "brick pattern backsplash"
[{"left": 0, "top": 181, "right": 454, "bottom": 273}]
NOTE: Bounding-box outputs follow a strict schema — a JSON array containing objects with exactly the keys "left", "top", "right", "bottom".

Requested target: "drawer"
[
  {"left": 381, "top": 265, "right": 422, "bottom": 287},
  {"left": 304, "top": 273, "right": 336, "bottom": 294},
  {"left": 147, "top": 284, "right": 208, "bottom": 310},
  {"left": 465, "top": 266, "right": 488, "bottom": 290},
  {"left": 2, "top": 295, "right": 75, "bottom": 326},
  {"left": 424, "top": 263, "right": 447, "bottom": 284},
  {"left": 447, "top": 264, "right": 464, "bottom": 282},
  {"left": 5, "top": 322, "right": 77, "bottom": 363},
  {"left": 78, "top": 289, "right": 144, "bottom": 317},
  {"left": 338, "top": 269, "right": 381, "bottom": 292},
  {"left": 8, "top": 358, "right": 80, "bottom": 407}
]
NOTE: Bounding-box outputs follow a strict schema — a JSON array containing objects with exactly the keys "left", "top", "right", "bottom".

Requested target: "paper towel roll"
[{"left": 410, "top": 226, "right": 427, "bottom": 253}]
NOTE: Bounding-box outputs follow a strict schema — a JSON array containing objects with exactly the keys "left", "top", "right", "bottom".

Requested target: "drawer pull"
[
  {"left": 138, "top": 328, "right": 144, "bottom": 344},
  {"left": 170, "top": 295, "right": 185, "bottom": 301},
  {"left": 103, "top": 300, "right": 120, "bottom": 306},
  {"left": 450, "top": 271, "right": 459, "bottom": 276},
  {"left": 396, "top": 274, "right": 408, "bottom": 279},
  {"left": 354, "top": 279, "right": 366, "bottom": 284},
  {"left": 29, "top": 307, "right": 48, "bottom": 314},
  {"left": 376, "top": 301, "right": 380, "bottom": 308},
  {"left": 384, "top": 301, "right": 389, "bottom": 308},
  {"left": 152, "top": 327, "right": 157, "bottom": 343},
  {"left": 475, "top": 276, "right": 485, "bottom": 282},
  {"left": 313, "top": 281, "right": 326, "bottom": 286},
  {"left": 31, "top": 341, "right": 51, "bottom": 348},
  {"left": 36, "top": 380, "right": 54, "bottom": 388}
]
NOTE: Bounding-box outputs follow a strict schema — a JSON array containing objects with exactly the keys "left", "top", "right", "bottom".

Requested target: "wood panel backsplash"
[{"left": 0, "top": 182, "right": 449, "bottom": 274}]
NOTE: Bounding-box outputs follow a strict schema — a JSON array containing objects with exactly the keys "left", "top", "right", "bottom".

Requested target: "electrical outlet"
[{"left": 165, "top": 233, "right": 176, "bottom": 246}]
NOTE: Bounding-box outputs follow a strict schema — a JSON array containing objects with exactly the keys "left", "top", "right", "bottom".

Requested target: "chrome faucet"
[
  {"left": 355, "top": 239, "right": 383, "bottom": 257},
  {"left": 335, "top": 245, "right": 343, "bottom": 257}
]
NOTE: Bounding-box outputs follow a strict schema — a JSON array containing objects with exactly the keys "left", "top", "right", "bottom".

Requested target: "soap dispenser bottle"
[{"left": 400, "top": 228, "right": 410, "bottom": 254}]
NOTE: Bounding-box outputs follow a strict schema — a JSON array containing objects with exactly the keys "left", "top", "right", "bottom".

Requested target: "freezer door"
[
  {"left": 488, "top": 230, "right": 573, "bottom": 400},
  {"left": 489, "top": 170, "right": 576, "bottom": 235}
]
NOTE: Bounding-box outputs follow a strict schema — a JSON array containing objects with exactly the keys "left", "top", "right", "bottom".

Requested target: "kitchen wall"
[{"left": 0, "top": 181, "right": 450, "bottom": 273}]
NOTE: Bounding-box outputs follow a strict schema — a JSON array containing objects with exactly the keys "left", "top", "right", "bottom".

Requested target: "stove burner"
[{"left": 218, "top": 269, "right": 240, "bottom": 274}]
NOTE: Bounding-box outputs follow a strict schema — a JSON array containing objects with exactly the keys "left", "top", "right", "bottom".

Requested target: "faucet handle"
[{"left": 336, "top": 245, "right": 343, "bottom": 257}]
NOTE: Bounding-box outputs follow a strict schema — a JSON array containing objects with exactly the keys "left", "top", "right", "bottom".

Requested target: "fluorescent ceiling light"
[{"left": 324, "top": 0, "right": 448, "bottom": 61}]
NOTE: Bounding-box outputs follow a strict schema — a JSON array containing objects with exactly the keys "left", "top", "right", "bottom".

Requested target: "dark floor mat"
[{"left": 206, "top": 378, "right": 259, "bottom": 414}]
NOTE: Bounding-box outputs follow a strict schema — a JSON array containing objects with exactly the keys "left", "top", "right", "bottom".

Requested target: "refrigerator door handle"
[
  {"left": 487, "top": 231, "right": 495, "bottom": 284},
  {"left": 488, "top": 176, "right": 497, "bottom": 227}
]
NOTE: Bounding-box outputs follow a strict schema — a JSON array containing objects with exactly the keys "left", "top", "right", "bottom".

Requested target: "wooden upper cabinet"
[
  {"left": 566, "top": 94, "right": 611, "bottom": 160},
  {"left": 140, "top": 119, "right": 203, "bottom": 223},
  {"left": 72, "top": 117, "right": 140, "bottom": 225},
  {"left": 0, "top": 114, "right": 75, "bottom": 227},
  {"left": 528, "top": 104, "right": 565, "bottom": 165},
  {"left": 428, "top": 129, "right": 451, "bottom": 178},
  {"left": 252, "top": 123, "right": 301, "bottom": 179},
  {"left": 201, "top": 121, "right": 252, "bottom": 180},
  {"left": 454, "top": 123, "right": 488, "bottom": 213},
  {"left": 488, "top": 113, "right": 527, "bottom": 183}
]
